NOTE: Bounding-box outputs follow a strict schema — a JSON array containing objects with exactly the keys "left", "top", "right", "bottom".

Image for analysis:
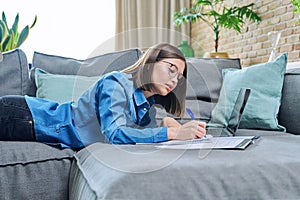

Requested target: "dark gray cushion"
[
  {"left": 155, "top": 99, "right": 215, "bottom": 126},
  {"left": 0, "top": 141, "right": 74, "bottom": 200},
  {"left": 186, "top": 58, "right": 241, "bottom": 102},
  {"left": 183, "top": 99, "right": 216, "bottom": 122},
  {"left": 184, "top": 58, "right": 241, "bottom": 123},
  {"left": 278, "top": 68, "right": 300, "bottom": 135},
  {"left": 0, "top": 49, "right": 30, "bottom": 96},
  {"left": 28, "top": 48, "right": 142, "bottom": 96}
]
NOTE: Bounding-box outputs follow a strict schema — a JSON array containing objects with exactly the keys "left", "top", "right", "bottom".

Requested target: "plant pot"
[{"left": 203, "top": 52, "right": 229, "bottom": 58}]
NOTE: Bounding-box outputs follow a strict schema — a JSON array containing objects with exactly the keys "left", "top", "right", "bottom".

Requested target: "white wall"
[{"left": 2, "top": 0, "right": 116, "bottom": 61}]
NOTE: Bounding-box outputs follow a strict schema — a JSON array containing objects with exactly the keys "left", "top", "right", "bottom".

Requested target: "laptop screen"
[
  {"left": 227, "top": 88, "right": 251, "bottom": 136},
  {"left": 207, "top": 88, "right": 251, "bottom": 136}
]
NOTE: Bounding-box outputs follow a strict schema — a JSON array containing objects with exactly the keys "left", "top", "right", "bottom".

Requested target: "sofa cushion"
[
  {"left": 28, "top": 48, "right": 142, "bottom": 96},
  {"left": 0, "top": 141, "right": 74, "bottom": 200},
  {"left": 278, "top": 67, "right": 300, "bottom": 135},
  {"left": 69, "top": 137, "right": 300, "bottom": 200},
  {"left": 34, "top": 68, "right": 100, "bottom": 103},
  {"left": 0, "top": 49, "right": 30, "bottom": 96},
  {"left": 186, "top": 57, "right": 241, "bottom": 102},
  {"left": 209, "top": 53, "right": 287, "bottom": 132},
  {"left": 155, "top": 99, "right": 216, "bottom": 125},
  {"left": 185, "top": 58, "right": 241, "bottom": 123}
]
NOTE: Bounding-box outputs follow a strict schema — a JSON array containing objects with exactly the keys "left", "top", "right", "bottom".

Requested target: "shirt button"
[{"left": 56, "top": 125, "right": 60, "bottom": 133}]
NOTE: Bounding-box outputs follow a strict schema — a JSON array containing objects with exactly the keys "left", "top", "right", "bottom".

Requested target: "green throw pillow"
[
  {"left": 35, "top": 68, "right": 100, "bottom": 103},
  {"left": 209, "top": 53, "right": 287, "bottom": 132}
]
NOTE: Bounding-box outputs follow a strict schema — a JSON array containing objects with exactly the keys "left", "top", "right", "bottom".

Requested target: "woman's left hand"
[{"left": 161, "top": 117, "right": 181, "bottom": 128}]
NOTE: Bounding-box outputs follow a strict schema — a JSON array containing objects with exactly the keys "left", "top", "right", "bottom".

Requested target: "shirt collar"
[
  {"left": 133, "top": 89, "right": 156, "bottom": 108},
  {"left": 133, "top": 88, "right": 148, "bottom": 106}
]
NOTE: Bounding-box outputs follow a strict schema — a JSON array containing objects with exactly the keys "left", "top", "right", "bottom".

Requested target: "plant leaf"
[
  {"left": 9, "top": 30, "right": 16, "bottom": 49},
  {"left": 30, "top": 15, "right": 37, "bottom": 29},
  {"left": 0, "top": 23, "right": 3, "bottom": 43},
  {"left": 2, "top": 12, "right": 8, "bottom": 28},
  {"left": 11, "top": 13, "right": 19, "bottom": 34},
  {"left": 0, "top": 20, "right": 8, "bottom": 37},
  {"left": 2, "top": 34, "right": 11, "bottom": 51},
  {"left": 195, "top": 0, "right": 213, "bottom": 7},
  {"left": 17, "top": 25, "right": 29, "bottom": 47}
]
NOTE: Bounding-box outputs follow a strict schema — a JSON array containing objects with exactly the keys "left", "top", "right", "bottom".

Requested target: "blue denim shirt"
[{"left": 25, "top": 71, "right": 168, "bottom": 149}]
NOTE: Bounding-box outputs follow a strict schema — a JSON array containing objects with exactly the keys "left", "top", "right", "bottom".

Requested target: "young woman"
[{"left": 0, "top": 43, "right": 206, "bottom": 149}]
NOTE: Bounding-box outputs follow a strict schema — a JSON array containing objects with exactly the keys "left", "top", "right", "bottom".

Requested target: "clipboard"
[{"left": 155, "top": 135, "right": 260, "bottom": 150}]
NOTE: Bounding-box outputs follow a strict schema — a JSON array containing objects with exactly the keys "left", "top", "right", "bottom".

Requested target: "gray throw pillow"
[
  {"left": 186, "top": 57, "right": 241, "bottom": 102},
  {"left": 0, "top": 49, "right": 30, "bottom": 96},
  {"left": 28, "top": 48, "right": 142, "bottom": 96},
  {"left": 184, "top": 58, "right": 241, "bottom": 122},
  {"left": 278, "top": 67, "right": 300, "bottom": 135}
]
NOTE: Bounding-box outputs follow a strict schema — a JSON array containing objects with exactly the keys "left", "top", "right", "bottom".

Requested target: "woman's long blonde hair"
[{"left": 122, "top": 43, "right": 187, "bottom": 118}]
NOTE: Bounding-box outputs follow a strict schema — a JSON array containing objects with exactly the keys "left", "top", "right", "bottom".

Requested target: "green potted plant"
[
  {"left": 0, "top": 12, "right": 37, "bottom": 54},
  {"left": 291, "top": 0, "right": 300, "bottom": 23},
  {"left": 173, "top": 0, "right": 261, "bottom": 58}
]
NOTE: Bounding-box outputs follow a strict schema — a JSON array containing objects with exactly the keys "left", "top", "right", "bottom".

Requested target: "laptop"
[
  {"left": 206, "top": 88, "right": 251, "bottom": 137},
  {"left": 157, "top": 89, "right": 255, "bottom": 148}
]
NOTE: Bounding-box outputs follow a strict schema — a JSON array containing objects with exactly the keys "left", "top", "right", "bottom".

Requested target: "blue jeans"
[{"left": 0, "top": 95, "right": 36, "bottom": 141}]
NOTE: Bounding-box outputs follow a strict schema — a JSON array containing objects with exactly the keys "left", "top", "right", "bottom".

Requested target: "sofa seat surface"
[
  {"left": 69, "top": 132, "right": 300, "bottom": 200},
  {"left": 235, "top": 128, "right": 288, "bottom": 136},
  {"left": 0, "top": 141, "right": 75, "bottom": 200}
]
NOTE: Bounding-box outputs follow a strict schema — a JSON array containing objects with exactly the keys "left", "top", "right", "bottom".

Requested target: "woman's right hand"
[{"left": 167, "top": 120, "right": 206, "bottom": 140}]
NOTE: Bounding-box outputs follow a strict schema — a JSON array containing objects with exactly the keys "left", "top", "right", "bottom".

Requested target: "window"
[{"left": 2, "top": 0, "right": 116, "bottom": 60}]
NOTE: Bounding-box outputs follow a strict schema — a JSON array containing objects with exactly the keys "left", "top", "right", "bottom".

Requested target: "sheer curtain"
[{"left": 115, "top": 0, "right": 190, "bottom": 51}]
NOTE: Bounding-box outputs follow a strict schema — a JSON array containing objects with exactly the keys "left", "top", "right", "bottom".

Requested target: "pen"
[
  {"left": 186, "top": 107, "right": 207, "bottom": 139},
  {"left": 185, "top": 107, "right": 195, "bottom": 120}
]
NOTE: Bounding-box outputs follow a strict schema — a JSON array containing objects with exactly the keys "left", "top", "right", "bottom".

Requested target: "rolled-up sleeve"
[{"left": 97, "top": 75, "right": 168, "bottom": 144}]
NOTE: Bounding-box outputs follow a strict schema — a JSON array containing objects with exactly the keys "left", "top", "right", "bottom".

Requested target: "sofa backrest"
[
  {"left": 27, "top": 48, "right": 142, "bottom": 96},
  {"left": 0, "top": 49, "right": 30, "bottom": 96},
  {"left": 1, "top": 48, "right": 298, "bottom": 135},
  {"left": 0, "top": 48, "right": 143, "bottom": 98},
  {"left": 278, "top": 67, "right": 300, "bottom": 135}
]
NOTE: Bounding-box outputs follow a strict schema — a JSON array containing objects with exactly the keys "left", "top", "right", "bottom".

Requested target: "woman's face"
[{"left": 149, "top": 58, "right": 185, "bottom": 96}]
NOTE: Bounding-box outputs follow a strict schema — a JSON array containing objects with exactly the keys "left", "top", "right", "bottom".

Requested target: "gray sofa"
[
  {"left": 0, "top": 48, "right": 142, "bottom": 200},
  {"left": 1, "top": 48, "right": 300, "bottom": 200}
]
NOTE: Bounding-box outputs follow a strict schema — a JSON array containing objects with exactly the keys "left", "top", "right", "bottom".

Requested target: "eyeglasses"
[{"left": 160, "top": 60, "right": 184, "bottom": 81}]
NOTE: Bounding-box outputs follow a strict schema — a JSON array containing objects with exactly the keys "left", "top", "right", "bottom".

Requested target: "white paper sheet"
[{"left": 155, "top": 136, "right": 258, "bottom": 150}]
